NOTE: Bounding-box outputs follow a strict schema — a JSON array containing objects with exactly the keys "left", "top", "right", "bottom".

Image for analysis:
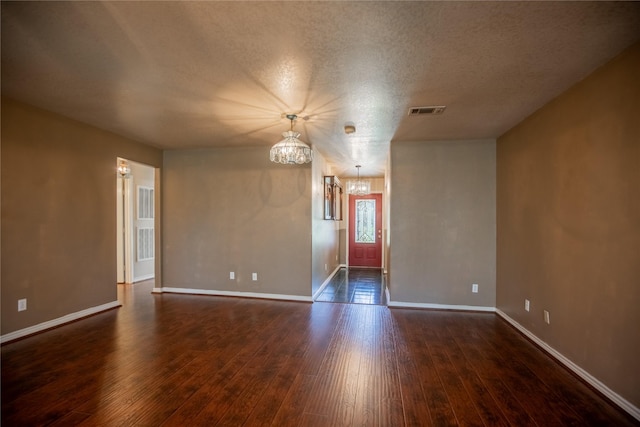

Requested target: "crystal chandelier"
[
  {"left": 269, "top": 114, "right": 313, "bottom": 164},
  {"left": 346, "top": 165, "right": 370, "bottom": 195}
]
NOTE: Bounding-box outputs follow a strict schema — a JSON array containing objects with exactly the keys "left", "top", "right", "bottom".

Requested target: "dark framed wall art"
[{"left": 324, "top": 176, "right": 343, "bottom": 221}]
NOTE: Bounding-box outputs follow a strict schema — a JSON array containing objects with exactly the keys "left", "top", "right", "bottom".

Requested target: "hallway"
[{"left": 315, "top": 267, "right": 386, "bottom": 305}]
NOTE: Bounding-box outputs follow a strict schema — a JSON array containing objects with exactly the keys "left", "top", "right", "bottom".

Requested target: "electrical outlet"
[
  {"left": 252, "top": 273, "right": 258, "bottom": 281},
  {"left": 472, "top": 283, "right": 478, "bottom": 293},
  {"left": 325, "top": 264, "right": 328, "bottom": 271},
  {"left": 544, "top": 310, "right": 550, "bottom": 324},
  {"left": 525, "top": 299, "right": 530, "bottom": 312},
  {"left": 229, "top": 271, "right": 235, "bottom": 280},
  {"left": 18, "top": 299, "right": 27, "bottom": 312}
]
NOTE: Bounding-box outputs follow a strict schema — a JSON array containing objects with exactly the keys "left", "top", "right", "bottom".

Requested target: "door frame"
[
  {"left": 117, "top": 158, "right": 159, "bottom": 285},
  {"left": 117, "top": 159, "right": 134, "bottom": 284},
  {"left": 346, "top": 192, "right": 384, "bottom": 268}
]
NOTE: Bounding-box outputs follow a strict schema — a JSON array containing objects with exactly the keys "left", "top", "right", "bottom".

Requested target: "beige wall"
[
  {"left": 497, "top": 43, "right": 640, "bottom": 407},
  {"left": 162, "top": 147, "right": 313, "bottom": 297},
  {"left": 311, "top": 151, "right": 340, "bottom": 296},
  {"left": 389, "top": 139, "right": 496, "bottom": 307},
  {"left": 1, "top": 98, "right": 162, "bottom": 335}
]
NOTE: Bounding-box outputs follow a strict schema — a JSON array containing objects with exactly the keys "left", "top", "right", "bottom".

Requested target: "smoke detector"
[
  {"left": 408, "top": 106, "right": 446, "bottom": 116},
  {"left": 344, "top": 123, "right": 356, "bottom": 134}
]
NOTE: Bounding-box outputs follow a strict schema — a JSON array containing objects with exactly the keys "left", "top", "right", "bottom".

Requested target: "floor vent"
[{"left": 408, "top": 106, "right": 446, "bottom": 116}]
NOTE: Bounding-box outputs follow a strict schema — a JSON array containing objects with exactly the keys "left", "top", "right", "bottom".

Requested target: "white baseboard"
[
  {"left": 388, "top": 300, "right": 496, "bottom": 312},
  {"left": 496, "top": 309, "right": 640, "bottom": 422},
  {"left": 133, "top": 273, "right": 155, "bottom": 282},
  {"left": 313, "top": 264, "right": 344, "bottom": 300},
  {"left": 1, "top": 301, "right": 121, "bottom": 344},
  {"left": 155, "top": 287, "right": 313, "bottom": 302}
]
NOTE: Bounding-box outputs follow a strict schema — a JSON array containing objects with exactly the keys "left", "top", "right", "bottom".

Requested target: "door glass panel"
[{"left": 355, "top": 199, "right": 376, "bottom": 243}]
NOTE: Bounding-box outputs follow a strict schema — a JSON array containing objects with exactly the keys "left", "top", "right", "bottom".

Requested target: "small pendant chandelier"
[
  {"left": 347, "top": 165, "right": 370, "bottom": 195},
  {"left": 270, "top": 114, "right": 313, "bottom": 164},
  {"left": 117, "top": 159, "right": 131, "bottom": 177}
]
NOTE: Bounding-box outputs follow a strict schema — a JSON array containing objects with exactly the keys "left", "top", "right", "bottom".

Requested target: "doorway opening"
[{"left": 117, "top": 158, "right": 157, "bottom": 285}]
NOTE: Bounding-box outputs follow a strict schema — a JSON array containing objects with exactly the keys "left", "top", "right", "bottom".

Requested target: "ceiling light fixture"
[
  {"left": 346, "top": 165, "right": 370, "bottom": 195},
  {"left": 270, "top": 114, "right": 313, "bottom": 164},
  {"left": 117, "top": 159, "right": 131, "bottom": 177}
]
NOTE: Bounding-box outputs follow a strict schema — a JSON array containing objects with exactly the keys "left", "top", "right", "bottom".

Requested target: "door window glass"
[{"left": 355, "top": 199, "right": 376, "bottom": 243}]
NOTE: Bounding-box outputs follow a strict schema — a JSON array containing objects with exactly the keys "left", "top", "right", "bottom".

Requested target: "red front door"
[{"left": 348, "top": 194, "right": 382, "bottom": 267}]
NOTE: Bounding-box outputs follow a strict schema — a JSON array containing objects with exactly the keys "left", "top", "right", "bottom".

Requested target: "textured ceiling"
[{"left": 2, "top": 2, "right": 639, "bottom": 177}]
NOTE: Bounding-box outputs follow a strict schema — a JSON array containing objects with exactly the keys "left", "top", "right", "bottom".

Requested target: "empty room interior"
[{"left": 1, "top": 2, "right": 639, "bottom": 426}]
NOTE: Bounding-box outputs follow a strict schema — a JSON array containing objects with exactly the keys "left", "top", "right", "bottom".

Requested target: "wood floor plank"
[
  {"left": 159, "top": 332, "right": 274, "bottom": 424},
  {"left": 75, "top": 350, "right": 200, "bottom": 426},
  {"left": 419, "top": 315, "right": 485, "bottom": 426},
  {"left": 46, "top": 410, "right": 92, "bottom": 426},
  {"left": 2, "top": 281, "right": 636, "bottom": 427},
  {"left": 443, "top": 323, "right": 512, "bottom": 427},
  {"left": 350, "top": 306, "right": 405, "bottom": 426},
  {"left": 298, "top": 302, "right": 346, "bottom": 376},
  {"left": 472, "top": 328, "right": 570, "bottom": 426},
  {"left": 492, "top": 318, "right": 637, "bottom": 426},
  {"left": 395, "top": 311, "right": 459, "bottom": 426},
  {"left": 164, "top": 304, "right": 305, "bottom": 425},
  {"left": 448, "top": 316, "right": 537, "bottom": 426},
  {"left": 352, "top": 306, "right": 381, "bottom": 426},
  {"left": 298, "top": 412, "right": 331, "bottom": 427},
  {"left": 213, "top": 305, "right": 311, "bottom": 426},
  {"left": 242, "top": 366, "right": 303, "bottom": 426},
  {"left": 303, "top": 305, "right": 362, "bottom": 425},
  {"left": 392, "top": 324, "right": 434, "bottom": 426},
  {"left": 271, "top": 374, "right": 318, "bottom": 426},
  {"left": 269, "top": 305, "right": 343, "bottom": 426},
  {"left": 243, "top": 306, "right": 336, "bottom": 426},
  {"left": 375, "top": 306, "right": 406, "bottom": 427},
  {"left": 454, "top": 315, "right": 568, "bottom": 426}
]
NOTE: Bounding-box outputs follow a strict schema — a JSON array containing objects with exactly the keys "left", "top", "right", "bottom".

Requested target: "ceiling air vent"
[{"left": 408, "top": 106, "right": 446, "bottom": 116}]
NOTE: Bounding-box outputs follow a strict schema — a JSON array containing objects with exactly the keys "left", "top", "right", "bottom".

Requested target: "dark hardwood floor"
[
  {"left": 315, "top": 267, "right": 386, "bottom": 305},
  {"left": 2, "top": 281, "right": 635, "bottom": 426}
]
